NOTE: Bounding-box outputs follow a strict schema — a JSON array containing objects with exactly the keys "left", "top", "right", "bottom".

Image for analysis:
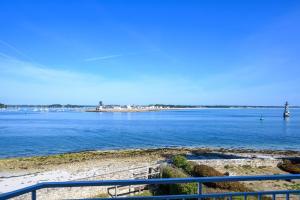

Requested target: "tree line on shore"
[
  {"left": 1, "top": 104, "right": 89, "bottom": 108},
  {"left": 0, "top": 103, "right": 7, "bottom": 108}
]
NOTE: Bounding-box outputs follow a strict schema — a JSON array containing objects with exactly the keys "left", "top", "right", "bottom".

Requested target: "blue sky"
[{"left": 1, "top": 0, "right": 300, "bottom": 105}]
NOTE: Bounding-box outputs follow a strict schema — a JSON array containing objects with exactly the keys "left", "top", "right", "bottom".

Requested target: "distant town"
[
  {"left": 87, "top": 101, "right": 173, "bottom": 112},
  {"left": 82, "top": 101, "right": 298, "bottom": 112}
]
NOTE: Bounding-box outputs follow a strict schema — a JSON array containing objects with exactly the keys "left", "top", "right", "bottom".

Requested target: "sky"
[{"left": 0, "top": 0, "right": 300, "bottom": 105}]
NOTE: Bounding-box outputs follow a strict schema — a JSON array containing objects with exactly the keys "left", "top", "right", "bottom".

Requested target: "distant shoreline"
[
  {"left": 2, "top": 104, "right": 300, "bottom": 109},
  {"left": 86, "top": 106, "right": 300, "bottom": 112}
]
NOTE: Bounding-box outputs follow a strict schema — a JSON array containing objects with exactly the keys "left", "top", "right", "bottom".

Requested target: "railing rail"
[{"left": 1, "top": 174, "right": 300, "bottom": 200}]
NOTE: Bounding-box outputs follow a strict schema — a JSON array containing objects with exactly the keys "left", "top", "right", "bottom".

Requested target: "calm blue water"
[{"left": 0, "top": 108, "right": 299, "bottom": 158}]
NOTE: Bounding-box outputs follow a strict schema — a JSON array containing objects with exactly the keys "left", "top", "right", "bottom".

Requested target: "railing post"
[
  {"left": 115, "top": 185, "right": 117, "bottom": 198},
  {"left": 129, "top": 185, "right": 131, "bottom": 194},
  {"left": 197, "top": 182, "right": 202, "bottom": 200},
  {"left": 197, "top": 182, "right": 202, "bottom": 194},
  {"left": 258, "top": 194, "right": 262, "bottom": 200},
  {"left": 286, "top": 193, "right": 289, "bottom": 200},
  {"left": 32, "top": 190, "right": 36, "bottom": 200}
]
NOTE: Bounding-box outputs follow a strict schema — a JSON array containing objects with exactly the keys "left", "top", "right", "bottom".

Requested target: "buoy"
[{"left": 260, "top": 115, "right": 264, "bottom": 121}]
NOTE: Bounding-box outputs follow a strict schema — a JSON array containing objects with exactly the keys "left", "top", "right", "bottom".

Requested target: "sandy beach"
[{"left": 1, "top": 148, "right": 300, "bottom": 199}]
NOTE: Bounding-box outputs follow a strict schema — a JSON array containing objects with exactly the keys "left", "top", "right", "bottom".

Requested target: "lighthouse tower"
[{"left": 283, "top": 101, "right": 290, "bottom": 118}]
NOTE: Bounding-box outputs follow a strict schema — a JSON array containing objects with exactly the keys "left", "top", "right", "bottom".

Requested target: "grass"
[
  {"left": 0, "top": 148, "right": 191, "bottom": 170},
  {"left": 2, "top": 147, "right": 300, "bottom": 171},
  {"left": 288, "top": 183, "right": 300, "bottom": 190}
]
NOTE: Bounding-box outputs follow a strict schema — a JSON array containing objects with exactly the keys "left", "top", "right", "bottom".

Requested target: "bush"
[
  {"left": 172, "top": 155, "right": 195, "bottom": 175},
  {"left": 192, "top": 164, "right": 223, "bottom": 177},
  {"left": 0, "top": 103, "right": 6, "bottom": 108},
  {"left": 159, "top": 166, "right": 197, "bottom": 195},
  {"left": 171, "top": 155, "right": 253, "bottom": 194},
  {"left": 192, "top": 165, "right": 251, "bottom": 192},
  {"left": 278, "top": 160, "right": 300, "bottom": 174},
  {"left": 172, "top": 155, "right": 188, "bottom": 168}
]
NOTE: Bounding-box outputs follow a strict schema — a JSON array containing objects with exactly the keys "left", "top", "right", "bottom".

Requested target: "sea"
[{"left": 0, "top": 108, "right": 299, "bottom": 158}]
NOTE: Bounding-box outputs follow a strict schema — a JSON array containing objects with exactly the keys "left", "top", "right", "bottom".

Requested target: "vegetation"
[
  {"left": 44, "top": 104, "right": 87, "bottom": 108},
  {"left": 278, "top": 159, "right": 300, "bottom": 174},
  {"left": 0, "top": 148, "right": 190, "bottom": 170},
  {"left": 159, "top": 166, "right": 197, "bottom": 195},
  {"left": 172, "top": 155, "right": 195, "bottom": 174},
  {"left": 171, "top": 155, "right": 251, "bottom": 192},
  {"left": 150, "top": 104, "right": 199, "bottom": 108},
  {"left": 192, "top": 164, "right": 251, "bottom": 192},
  {"left": 285, "top": 183, "right": 300, "bottom": 190},
  {"left": 48, "top": 104, "right": 63, "bottom": 108},
  {"left": 149, "top": 104, "right": 300, "bottom": 109},
  {"left": 2, "top": 104, "right": 89, "bottom": 108},
  {"left": 0, "top": 103, "right": 6, "bottom": 108}
]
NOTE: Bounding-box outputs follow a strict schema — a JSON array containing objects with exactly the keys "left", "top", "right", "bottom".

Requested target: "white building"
[{"left": 126, "top": 105, "right": 132, "bottom": 109}]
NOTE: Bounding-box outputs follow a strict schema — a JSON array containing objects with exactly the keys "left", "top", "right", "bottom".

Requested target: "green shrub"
[
  {"left": 172, "top": 155, "right": 188, "bottom": 168},
  {"left": 192, "top": 165, "right": 251, "bottom": 192},
  {"left": 172, "top": 155, "right": 195, "bottom": 175},
  {"left": 160, "top": 166, "right": 197, "bottom": 195},
  {"left": 278, "top": 160, "right": 300, "bottom": 174}
]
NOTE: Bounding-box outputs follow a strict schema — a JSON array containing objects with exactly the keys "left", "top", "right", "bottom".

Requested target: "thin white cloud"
[
  {"left": 84, "top": 50, "right": 160, "bottom": 62},
  {"left": 0, "top": 53, "right": 205, "bottom": 105},
  {"left": 0, "top": 55, "right": 102, "bottom": 85},
  {"left": 0, "top": 52, "right": 14, "bottom": 60},
  {"left": 84, "top": 54, "right": 123, "bottom": 62},
  {"left": 0, "top": 40, "right": 34, "bottom": 62}
]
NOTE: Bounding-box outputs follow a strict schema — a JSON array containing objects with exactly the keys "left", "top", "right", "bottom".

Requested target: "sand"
[{"left": 1, "top": 148, "right": 300, "bottom": 199}]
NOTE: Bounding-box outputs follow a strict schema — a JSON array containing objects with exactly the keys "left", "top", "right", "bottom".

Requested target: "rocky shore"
[{"left": 1, "top": 147, "right": 300, "bottom": 199}]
